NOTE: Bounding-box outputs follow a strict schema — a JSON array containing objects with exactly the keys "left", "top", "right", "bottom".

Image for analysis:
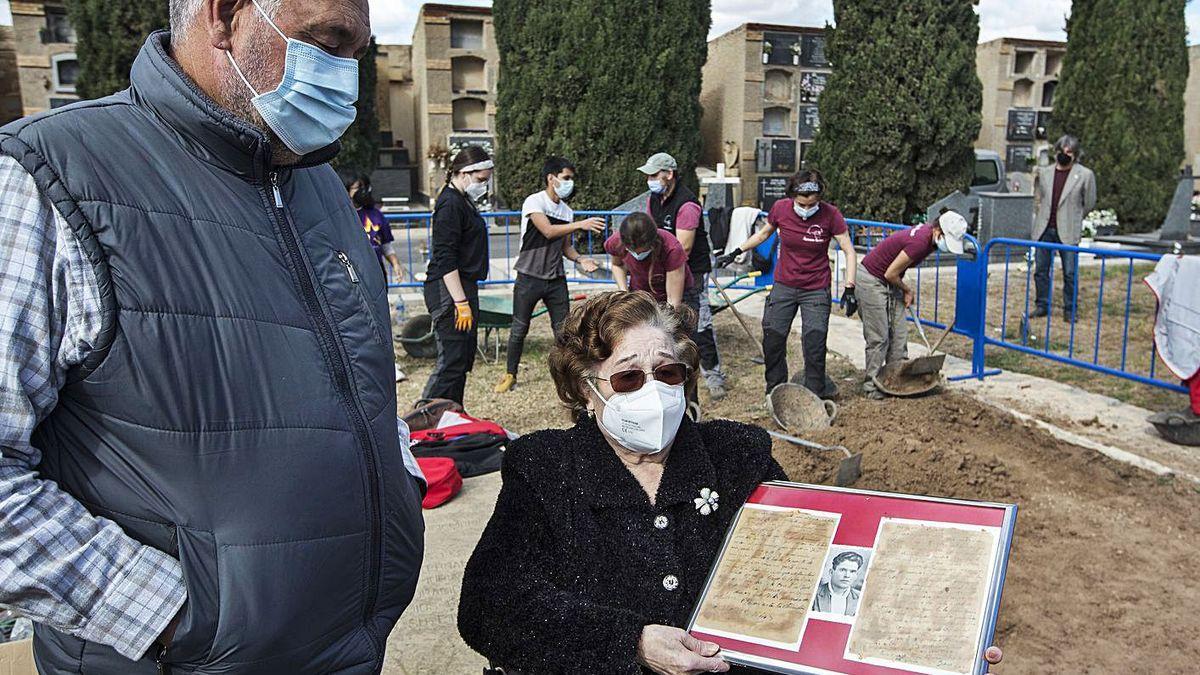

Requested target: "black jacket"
[
  {"left": 458, "top": 415, "right": 787, "bottom": 674},
  {"left": 427, "top": 184, "right": 490, "bottom": 282}
]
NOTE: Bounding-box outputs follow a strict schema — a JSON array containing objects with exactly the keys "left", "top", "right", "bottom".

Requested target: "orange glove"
[{"left": 454, "top": 300, "right": 474, "bottom": 331}]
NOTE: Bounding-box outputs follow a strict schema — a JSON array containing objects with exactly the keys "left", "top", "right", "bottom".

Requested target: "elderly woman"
[{"left": 458, "top": 291, "right": 787, "bottom": 674}]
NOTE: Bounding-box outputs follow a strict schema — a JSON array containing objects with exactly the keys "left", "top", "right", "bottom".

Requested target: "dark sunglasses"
[{"left": 591, "top": 362, "right": 690, "bottom": 394}]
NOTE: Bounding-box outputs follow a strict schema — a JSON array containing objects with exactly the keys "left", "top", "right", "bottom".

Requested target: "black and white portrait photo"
[{"left": 811, "top": 546, "right": 872, "bottom": 620}]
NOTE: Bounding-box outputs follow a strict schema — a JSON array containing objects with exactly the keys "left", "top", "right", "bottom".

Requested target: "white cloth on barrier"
[
  {"left": 1144, "top": 254, "right": 1200, "bottom": 380},
  {"left": 727, "top": 207, "right": 763, "bottom": 264}
]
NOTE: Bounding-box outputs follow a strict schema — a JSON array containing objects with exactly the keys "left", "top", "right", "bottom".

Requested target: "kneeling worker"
[{"left": 856, "top": 211, "right": 968, "bottom": 398}]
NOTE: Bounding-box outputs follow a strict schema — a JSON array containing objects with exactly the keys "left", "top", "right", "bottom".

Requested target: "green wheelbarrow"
[{"left": 476, "top": 292, "right": 588, "bottom": 362}]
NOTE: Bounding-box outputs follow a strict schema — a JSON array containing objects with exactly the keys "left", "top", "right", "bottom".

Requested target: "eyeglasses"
[{"left": 590, "top": 363, "right": 690, "bottom": 393}]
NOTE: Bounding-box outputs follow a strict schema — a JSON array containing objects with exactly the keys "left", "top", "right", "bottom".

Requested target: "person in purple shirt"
[
  {"left": 347, "top": 174, "right": 404, "bottom": 281},
  {"left": 715, "top": 170, "right": 857, "bottom": 398},
  {"left": 856, "top": 211, "right": 967, "bottom": 398}
]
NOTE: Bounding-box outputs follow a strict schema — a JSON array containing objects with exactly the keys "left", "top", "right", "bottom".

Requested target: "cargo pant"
[
  {"left": 761, "top": 283, "right": 833, "bottom": 396},
  {"left": 422, "top": 279, "right": 479, "bottom": 405},
  {"left": 506, "top": 273, "right": 571, "bottom": 376},
  {"left": 856, "top": 264, "right": 908, "bottom": 389}
]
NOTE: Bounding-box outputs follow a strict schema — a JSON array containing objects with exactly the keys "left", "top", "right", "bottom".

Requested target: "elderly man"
[
  {"left": 0, "top": 1, "right": 425, "bottom": 673},
  {"left": 1032, "top": 134, "right": 1097, "bottom": 322}
]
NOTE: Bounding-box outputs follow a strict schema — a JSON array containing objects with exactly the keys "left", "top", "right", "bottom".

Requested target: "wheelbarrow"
[{"left": 396, "top": 292, "right": 589, "bottom": 362}]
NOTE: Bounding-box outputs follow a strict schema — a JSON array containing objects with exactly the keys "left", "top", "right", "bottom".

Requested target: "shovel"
[
  {"left": 713, "top": 273, "right": 766, "bottom": 364},
  {"left": 766, "top": 430, "right": 863, "bottom": 486},
  {"left": 896, "top": 307, "right": 952, "bottom": 377}
]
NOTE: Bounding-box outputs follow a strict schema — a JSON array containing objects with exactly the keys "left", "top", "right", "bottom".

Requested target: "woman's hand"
[
  {"left": 577, "top": 258, "right": 599, "bottom": 274},
  {"left": 454, "top": 301, "right": 474, "bottom": 331},
  {"left": 637, "top": 625, "right": 730, "bottom": 675}
]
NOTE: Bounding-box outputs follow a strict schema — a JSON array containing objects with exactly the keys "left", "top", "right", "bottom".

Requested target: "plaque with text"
[
  {"left": 798, "top": 105, "right": 821, "bottom": 140},
  {"left": 1005, "top": 145, "right": 1035, "bottom": 172},
  {"left": 800, "top": 72, "right": 828, "bottom": 103},
  {"left": 1005, "top": 110, "right": 1037, "bottom": 141},
  {"left": 688, "top": 482, "right": 1016, "bottom": 675},
  {"left": 801, "top": 35, "right": 829, "bottom": 68},
  {"left": 758, "top": 176, "right": 790, "bottom": 211}
]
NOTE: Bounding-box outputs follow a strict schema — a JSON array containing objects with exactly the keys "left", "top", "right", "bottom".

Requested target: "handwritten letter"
[
  {"left": 847, "top": 520, "right": 998, "bottom": 674},
  {"left": 693, "top": 506, "right": 837, "bottom": 646}
]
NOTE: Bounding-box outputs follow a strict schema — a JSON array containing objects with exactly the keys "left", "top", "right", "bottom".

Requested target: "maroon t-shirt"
[
  {"left": 767, "top": 199, "right": 848, "bottom": 290},
  {"left": 1048, "top": 166, "right": 1071, "bottom": 230},
  {"left": 862, "top": 222, "right": 936, "bottom": 281},
  {"left": 604, "top": 229, "right": 694, "bottom": 302}
]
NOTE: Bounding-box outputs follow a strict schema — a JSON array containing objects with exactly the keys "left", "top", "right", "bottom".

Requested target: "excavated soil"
[{"left": 394, "top": 302, "right": 1200, "bottom": 674}]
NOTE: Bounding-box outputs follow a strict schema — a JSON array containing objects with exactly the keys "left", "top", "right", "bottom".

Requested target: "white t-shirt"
[{"left": 517, "top": 190, "right": 576, "bottom": 279}]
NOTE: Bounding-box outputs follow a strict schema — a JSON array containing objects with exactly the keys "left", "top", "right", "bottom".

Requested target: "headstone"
[
  {"left": 797, "top": 105, "right": 820, "bottom": 140},
  {"left": 801, "top": 34, "right": 829, "bottom": 68},
  {"left": 1006, "top": 109, "right": 1037, "bottom": 141},
  {"left": 800, "top": 72, "right": 828, "bottom": 102},
  {"left": 1160, "top": 168, "right": 1197, "bottom": 241},
  {"left": 758, "top": 176, "right": 789, "bottom": 211},
  {"left": 976, "top": 192, "right": 1034, "bottom": 244},
  {"left": 764, "top": 32, "right": 799, "bottom": 66},
  {"left": 1005, "top": 145, "right": 1035, "bottom": 172}
]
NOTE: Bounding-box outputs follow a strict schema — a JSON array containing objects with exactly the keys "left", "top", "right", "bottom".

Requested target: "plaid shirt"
[{"left": 0, "top": 156, "right": 423, "bottom": 661}]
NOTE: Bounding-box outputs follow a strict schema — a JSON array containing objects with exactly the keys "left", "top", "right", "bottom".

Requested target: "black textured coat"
[{"left": 458, "top": 415, "right": 788, "bottom": 674}]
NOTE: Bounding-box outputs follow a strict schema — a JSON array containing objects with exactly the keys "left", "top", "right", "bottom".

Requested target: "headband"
[
  {"left": 796, "top": 181, "right": 821, "bottom": 193},
  {"left": 461, "top": 160, "right": 494, "bottom": 173}
]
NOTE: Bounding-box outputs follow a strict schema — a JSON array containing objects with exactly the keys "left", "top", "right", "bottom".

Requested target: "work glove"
[
  {"left": 841, "top": 286, "right": 858, "bottom": 318},
  {"left": 714, "top": 248, "right": 743, "bottom": 269},
  {"left": 454, "top": 300, "right": 474, "bottom": 332}
]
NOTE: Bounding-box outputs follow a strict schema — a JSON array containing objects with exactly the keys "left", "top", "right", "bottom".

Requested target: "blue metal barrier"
[
  {"left": 384, "top": 208, "right": 1182, "bottom": 397},
  {"left": 969, "top": 238, "right": 1185, "bottom": 393}
]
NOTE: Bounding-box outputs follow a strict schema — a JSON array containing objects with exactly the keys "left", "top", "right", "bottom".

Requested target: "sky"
[{"left": 1, "top": 0, "right": 1196, "bottom": 46}]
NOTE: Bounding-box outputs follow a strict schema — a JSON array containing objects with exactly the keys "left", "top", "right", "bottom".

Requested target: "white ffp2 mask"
[{"left": 588, "top": 379, "right": 686, "bottom": 454}]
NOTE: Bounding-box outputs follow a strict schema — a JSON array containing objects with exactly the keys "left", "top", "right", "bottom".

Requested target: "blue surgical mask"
[
  {"left": 794, "top": 203, "right": 820, "bottom": 219},
  {"left": 226, "top": 0, "right": 360, "bottom": 156},
  {"left": 554, "top": 178, "right": 575, "bottom": 200},
  {"left": 629, "top": 249, "right": 652, "bottom": 261},
  {"left": 936, "top": 236, "right": 951, "bottom": 253},
  {"left": 647, "top": 180, "right": 667, "bottom": 194}
]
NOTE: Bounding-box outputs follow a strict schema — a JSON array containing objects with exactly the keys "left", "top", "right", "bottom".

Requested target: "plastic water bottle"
[{"left": 394, "top": 294, "right": 407, "bottom": 320}]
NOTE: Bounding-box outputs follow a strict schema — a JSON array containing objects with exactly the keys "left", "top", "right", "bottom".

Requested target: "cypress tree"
[
  {"left": 493, "top": 0, "right": 711, "bottom": 209},
  {"left": 1051, "top": 0, "right": 1188, "bottom": 233},
  {"left": 808, "top": 0, "right": 982, "bottom": 223},
  {"left": 64, "top": 0, "right": 169, "bottom": 100},
  {"left": 331, "top": 37, "right": 381, "bottom": 177}
]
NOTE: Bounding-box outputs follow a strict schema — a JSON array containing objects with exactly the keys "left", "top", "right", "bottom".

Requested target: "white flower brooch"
[{"left": 693, "top": 487, "right": 719, "bottom": 516}]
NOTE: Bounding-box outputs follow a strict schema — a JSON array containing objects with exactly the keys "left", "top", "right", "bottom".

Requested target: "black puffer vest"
[{"left": 0, "top": 32, "right": 424, "bottom": 674}]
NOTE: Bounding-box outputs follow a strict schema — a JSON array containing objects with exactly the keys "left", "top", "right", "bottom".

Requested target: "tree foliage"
[
  {"left": 808, "top": 0, "right": 983, "bottom": 223},
  {"left": 64, "top": 0, "right": 168, "bottom": 100},
  {"left": 493, "top": 0, "right": 711, "bottom": 209},
  {"left": 1051, "top": 0, "right": 1188, "bottom": 233}
]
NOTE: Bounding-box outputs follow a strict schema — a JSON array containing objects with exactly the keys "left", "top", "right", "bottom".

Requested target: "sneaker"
[
  {"left": 707, "top": 381, "right": 728, "bottom": 401},
  {"left": 494, "top": 369, "right": 518, "bottom": 391},
  {"left": 494, "top": 373, "right": 516, "bottom": 393}
]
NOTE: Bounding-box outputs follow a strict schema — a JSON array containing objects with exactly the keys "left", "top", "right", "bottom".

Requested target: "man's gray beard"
[{"left": 218, "top": 32, "right": 302, "bottom": 167}]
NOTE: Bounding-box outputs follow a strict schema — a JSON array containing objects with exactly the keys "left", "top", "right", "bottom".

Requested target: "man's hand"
[
  {"left": 454, "top": 301, "right": 474, "bottom": 331},
  {"left": 902, "top": 288, "right": 915, "bottom": 308},
  {"left": 577, "top": 258, "right": 599, "bottom": 273},
  {"left": 576, "top": 217, "right": 605, "bottom": 234},
  {"left": 637, "top": 625, "right": 730, "bottom": 675}
]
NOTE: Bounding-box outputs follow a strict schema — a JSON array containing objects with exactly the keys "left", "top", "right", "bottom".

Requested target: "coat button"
[
  {"left": 662, "top": 574, "right": 679, "bottom": 591},
  {"left": 654, "top": 515, "right": 669, "bottom": 529}
]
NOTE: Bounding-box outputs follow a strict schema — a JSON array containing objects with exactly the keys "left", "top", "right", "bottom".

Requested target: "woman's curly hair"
[{"left": 548, "top": 291, "right": 699, "bottom": 421}]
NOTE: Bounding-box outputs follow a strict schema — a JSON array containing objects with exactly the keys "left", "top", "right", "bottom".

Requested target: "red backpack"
[
  {"left": 410, "top": 413, "right": 508, "bottom": 443},
  {"left": 415, "top": 457, "right": 462, "bottom": 509}
]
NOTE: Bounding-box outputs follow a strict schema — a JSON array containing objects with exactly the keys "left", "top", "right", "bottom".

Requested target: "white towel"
[
  {"left": 727, "top": 206, "right": 764, "bottom": 264},
  {"left": 1145, "top": 255, "right": 1200, "bottom": 380}
]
